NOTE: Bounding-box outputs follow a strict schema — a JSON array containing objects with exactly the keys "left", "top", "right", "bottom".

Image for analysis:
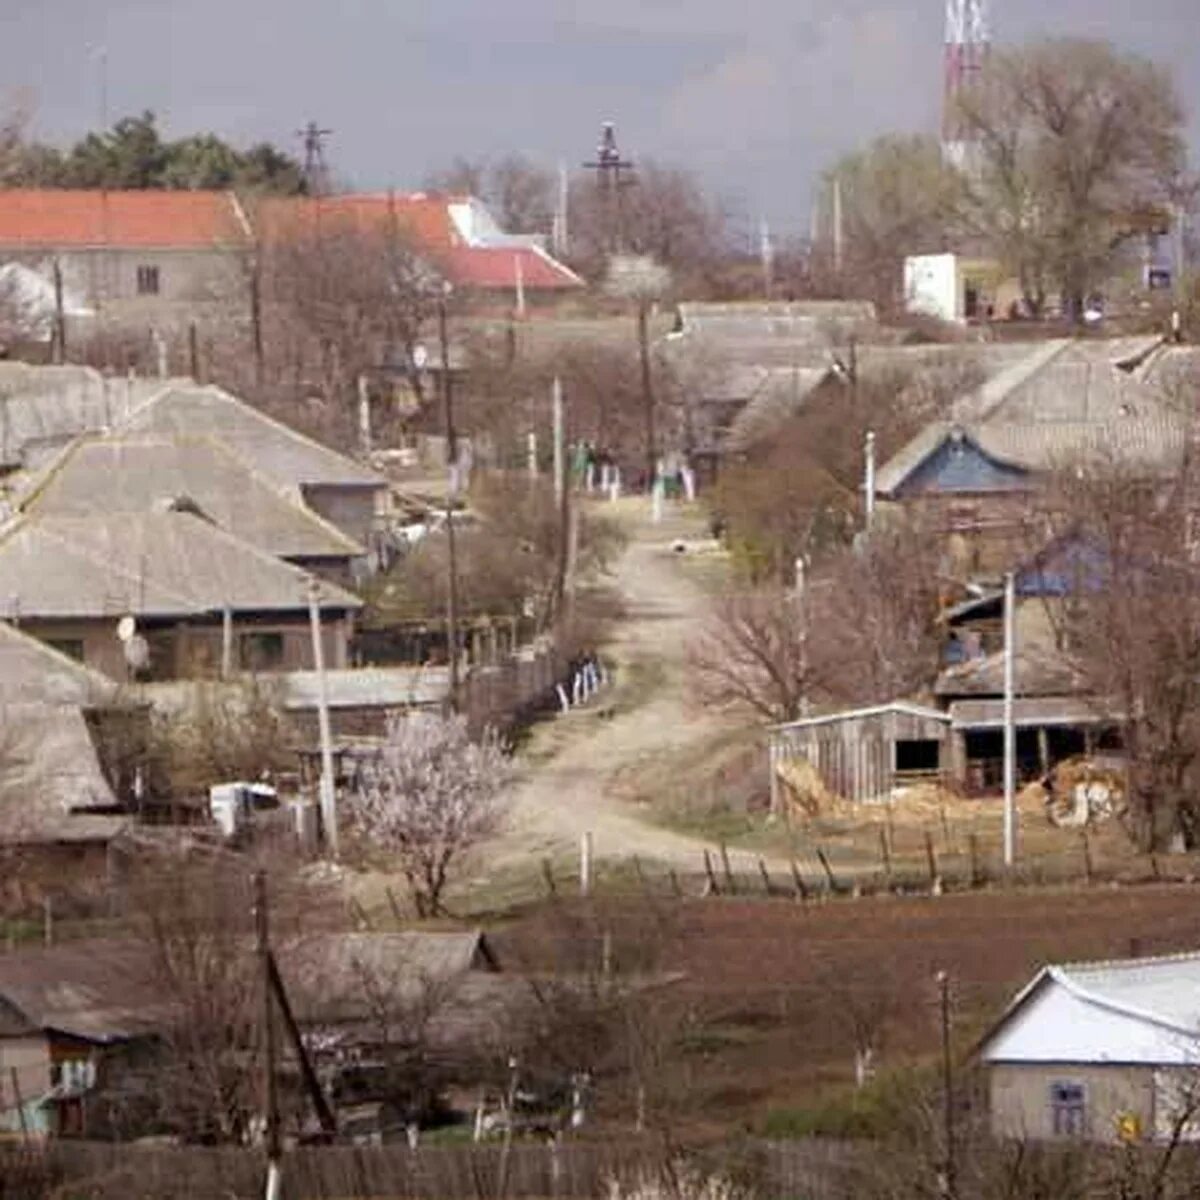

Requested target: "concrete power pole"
[{"left": 1002, "top": 570, "right": 1016, "bottom": 869}]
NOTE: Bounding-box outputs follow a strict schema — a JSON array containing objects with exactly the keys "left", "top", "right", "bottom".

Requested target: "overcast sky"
[{"left": 5, "top": 0, "right": 1199, "bottom": 239}]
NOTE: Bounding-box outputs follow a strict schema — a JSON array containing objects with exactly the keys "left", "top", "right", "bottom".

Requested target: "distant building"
[
  {"left": 981, "top": 952, "right": 1200, "bottom": 1143},
  {"left": 0, "top": 189, "right": 582, "bottom": 360}
]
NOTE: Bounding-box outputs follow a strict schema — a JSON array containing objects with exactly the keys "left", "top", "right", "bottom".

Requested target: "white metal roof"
[{"left": 982, "top": 953, "right": 1200, "bottom": 1066}]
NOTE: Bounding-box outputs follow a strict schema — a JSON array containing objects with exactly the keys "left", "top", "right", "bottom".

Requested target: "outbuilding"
[{"left": 769, "top": 701, "right": 951, "bottom": 809}]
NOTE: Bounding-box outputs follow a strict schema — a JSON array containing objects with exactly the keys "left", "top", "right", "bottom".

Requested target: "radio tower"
[{"left": 942, "top": 0, "right": 989, "bottom": 170}]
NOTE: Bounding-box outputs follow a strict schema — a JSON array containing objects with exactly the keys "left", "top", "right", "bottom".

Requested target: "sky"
[{"left": 4, "top": 0, "right": 1199, "bottom": 240}]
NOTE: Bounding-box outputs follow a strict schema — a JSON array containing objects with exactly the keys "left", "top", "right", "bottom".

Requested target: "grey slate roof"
[
  {"left": 0, "top": 702, "right": 122, "bottom": 835},
  {"left": 875, "top": 338, "right": 1185, "bottom": 496},
  {"left": 123, "top": 385, "right": 384, "bottom": 492},
  {"left": 0, "top": 511, "right": 362, "bottom": 622},
  {"left": 0, "top": 939, "right": 171, "bottom": 1042},
  {"left": 0, "top": 620, "right": 116, "bottom": 706},
  {"left": 24, "top": 434, "right": 364, "bottom": 561},
  {"left": 721, "top": 367, "right": 833, "bottom": 452}
]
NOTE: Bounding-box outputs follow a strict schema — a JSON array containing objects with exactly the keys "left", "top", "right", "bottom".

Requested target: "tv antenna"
[
  {"left": 298, "top": 120, "right": 333, "bottom": 194},
  {"left": 583, "top": 122, "right": 636, "bottom": 253}
]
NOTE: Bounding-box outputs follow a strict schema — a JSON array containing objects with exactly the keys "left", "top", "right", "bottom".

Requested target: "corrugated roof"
[
  {"left": 0, "top": 621, "right": 116, "bottom": 706},
  {"left": 876, "top": 338, "right": 1187, "bottom": 496},
  {"left": 772, "top": 701, "right": 950, "bottom": 732},
  {"left": 24, "top": 434, "right": 363, "bottom": 561},
  {"left": 439, "top": 244, "right": 582, "bottom": 290},
  {"left": 1052, "top": 954, "right": 1200, "bottom": 1036},
  {"left": 948, "top": 696, "right": 1113, "bottom": 730},
  {"left": 122, "top": 385, "right": 384, "bottom": 492},
  {"left": 0, "top": 702, "right": 122, "bottom": 836},
  {"left": 0, "top": 939, "right": 171, "bottom": 1042},
  {"left": 722, "top": 367, "right": 833, "bottom": 451},
  {"left": 0, "top": 190, "right": 247, "bottom": 249},
  {"left": 935, "top": 647, "right": 1084, "bottom": 698},
  {"left": 0, "top": 511, "right": 361, "bottom": 622}
]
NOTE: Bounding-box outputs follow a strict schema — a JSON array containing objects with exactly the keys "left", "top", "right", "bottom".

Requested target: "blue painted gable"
[{"left": 899, "top": 433, "right": 1029, "bottom": 496}]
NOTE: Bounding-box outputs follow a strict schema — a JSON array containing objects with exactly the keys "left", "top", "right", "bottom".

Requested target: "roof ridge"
[{"left": 1048, "top": 964, "right": 1200, "bottom": 1041}]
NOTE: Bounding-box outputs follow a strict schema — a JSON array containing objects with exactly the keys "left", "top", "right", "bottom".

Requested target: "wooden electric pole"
[{"left": 256, "top": 871, "right": 282, "bottom": 1200}]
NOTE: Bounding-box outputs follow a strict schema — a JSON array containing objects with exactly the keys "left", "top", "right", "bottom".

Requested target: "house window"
[
  {"left": 136, "top": 265, "right": 160, "bottom": 295},
  {"left": 1050, "top": 1081, "right": 1087, "bottom": 1137},
  {"left": 240, "top": 632, "right": 285, "bottom": 672}
]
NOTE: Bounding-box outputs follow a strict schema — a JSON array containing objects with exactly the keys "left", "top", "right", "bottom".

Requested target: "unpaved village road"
[{"left": 478, "top": 499, "right": 773, "bottom": 879}]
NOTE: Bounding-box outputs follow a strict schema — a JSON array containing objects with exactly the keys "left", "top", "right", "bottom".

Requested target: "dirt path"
[{"left": 479, "top": 499, "right": 769, "bottom": 878}]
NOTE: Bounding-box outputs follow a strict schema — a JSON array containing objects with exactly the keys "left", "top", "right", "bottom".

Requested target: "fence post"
[
  {"left": 720, "top": 843, "right": 737, "bottom": 894},
  {"left": 878, "top": 828, "right": 892, "bottom": 889},
  {"left": 924, "top": 829, "right": 939, "bottom": 892},
  {"left": 791, "top": 859, "right": 809, "bottom": 902},
  {"left": 815, "top": 847, "right": 838, "bottom": 893},
  {"left": 703, "top": 850, "right": 720, "bottom": 895},
  {"left": 757, "top": 858, "right": 773, "bottom": 896}
]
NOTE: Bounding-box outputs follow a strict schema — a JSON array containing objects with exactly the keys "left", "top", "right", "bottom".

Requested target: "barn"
[{"left": 768, "top": 702, "right": 951, "bottom": 809}]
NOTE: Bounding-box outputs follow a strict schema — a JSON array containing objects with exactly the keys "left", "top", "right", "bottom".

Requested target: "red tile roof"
[
  {"left": 0, "top": 189, "right": 582, "bottom": 291},
  {"left": 255, "top": 192, "right": 464, "bottom": 249},
  {"left": 0, "top": 189, "right": 248, "bottom": 248},
  {"left": 256, "top": 192, "right": 581, "bottom": 291}
]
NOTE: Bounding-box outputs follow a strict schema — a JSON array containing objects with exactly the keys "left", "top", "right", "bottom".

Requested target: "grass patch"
[{"left": 760, "top": 1067, "right": 935, "bottom": 1140}]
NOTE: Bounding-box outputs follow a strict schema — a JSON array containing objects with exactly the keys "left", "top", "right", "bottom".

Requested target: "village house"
[
  {"left": 22, "top": 432, "right": 365, "bottom": 584},
  {"left": 0, "top": 930, "right": 519, "bottom": 1142},
  {"left": 872, "top": 337, "right": 1181, "bottom": 576},
  {"left": 0, "top": 510, "right": 361, "bottom": 681},
  {"left": 0, "top": 940, "right": 170, "bottom": 1140},
  {"left": 0, "top": 189, "right": 582, "bottom": 362},
  {"left": 980, "top": 952, "right": 1200, "bottom": 1143}
]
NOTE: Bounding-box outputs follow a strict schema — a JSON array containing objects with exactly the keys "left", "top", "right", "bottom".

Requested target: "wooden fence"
[{"left": 21, "top": 1136, "right": 864, "bottom": 1200}]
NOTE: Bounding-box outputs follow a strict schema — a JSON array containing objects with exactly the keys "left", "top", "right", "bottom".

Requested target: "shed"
[
  {"left": 768, "top": 701, "right": 950, "bottom": 808},
  {"left": 980, "top": 952, "right": 1200, "bottom": 1143}
]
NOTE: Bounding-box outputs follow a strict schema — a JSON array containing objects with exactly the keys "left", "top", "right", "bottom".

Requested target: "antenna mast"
[
  {"left": 298, "top": 120, "right": 333, "bottom": 195},
  {"left": 942, "top": 0, "right": 989, "bottom": 170}
]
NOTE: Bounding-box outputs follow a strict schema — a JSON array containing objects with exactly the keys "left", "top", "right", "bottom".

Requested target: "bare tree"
[
  {"left": 489, "top": 154, "right": 554, "bottom": 234},
  {"left": 689, "top": 589, "right": 814, "bottom": 724},
  {"left": 568, "top": 160, "right": 732, "bottom": 291},
  {"left": 346, "top": 712, "right": 510, "bottom": 916},
  {"left": 1033, "top": 450, "right": 1200, "bottom": 852},
  {"left": 818, "top": 134, "right": 966, "bottom": 312},
  {"left": 262, "top": 212, "right": 437, "bottom": 415},
  {"left": 957, "top": 37, "right": 1190, "bottom": 319},
  {"left": 806, "top": 521, "right": 944, "bottom": 707}
]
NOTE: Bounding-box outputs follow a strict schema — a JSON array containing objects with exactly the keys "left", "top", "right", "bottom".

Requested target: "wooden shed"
[{"left": 769, "top": 702, "right": 951, "bottom": 809}]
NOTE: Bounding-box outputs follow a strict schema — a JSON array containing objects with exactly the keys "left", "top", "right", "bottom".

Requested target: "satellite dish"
[
  {"left": 116, "top": 615, "right": 137, "bottom": 643},
  {"left": 412, "top": 344, "right": 429, "bottom": 370},
  {"left": 123, "top": 634, "right": 150, "bottom": 674}
]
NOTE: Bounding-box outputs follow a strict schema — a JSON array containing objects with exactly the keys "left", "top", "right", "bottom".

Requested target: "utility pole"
[
  {"left": 832, "top": 176, "right": 844, "bottom": 277},
  {"left": 1002, "top": 570, "right": 1016, "bottom": 869},
  {"left": 552, "top": 376, "right": 565, "bottom": 506},
  {"left": 637, "top": 299, "right": 657, "bottom": 488},
  {"left": 307, "top": 581, "right": 338, "bottom": 858},
  {"left": 297, "top": 120, "right": 333, "bottom": 195},
  {"left": 439, "top": 287, "right": 461, "bottom": 711},
  {"left": 583, "top": 121, "right": 635, "bottom": 255},
  {"left": 51, "top": 259, "right": 66, "bottom": 365},
  {"left": 863, "top": 430, "right": 877, "bottom": 531},
  {"left": 256, "top": 872, "right": 282, "bottom": 1200},
  {"left": 937, "top": 970, "right": 956, "bottom": 1200}
]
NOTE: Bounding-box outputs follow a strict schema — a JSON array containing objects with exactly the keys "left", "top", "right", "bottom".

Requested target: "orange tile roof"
[
  {"left": 0, "top": 189, "right": 248, "bottom": 248},
  {"left": 254, "top": 192, "right": 466, "bottom": 248}
]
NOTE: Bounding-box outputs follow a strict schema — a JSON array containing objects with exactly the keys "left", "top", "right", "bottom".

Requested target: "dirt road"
[{"left": 479, "top": 499, "right": 767, "bottom": 878}]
